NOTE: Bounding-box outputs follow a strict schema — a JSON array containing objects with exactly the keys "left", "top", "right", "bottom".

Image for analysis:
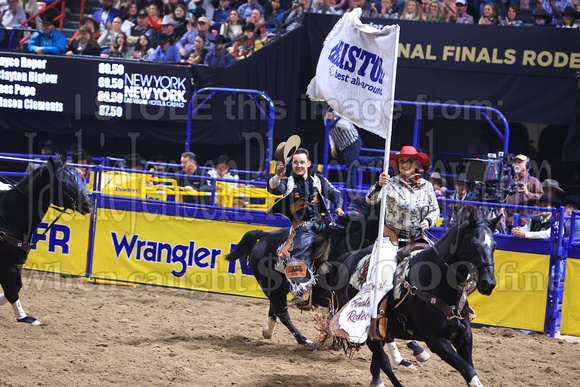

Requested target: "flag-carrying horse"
[
  {"left": 0, "top": 158, "right": 93, "bottom": 325},
  {"left": 225, "top": 202, "right": 429, "bottom": 368},
  {"left": 332, "top": 211, "right": 501, "bottom": 387}
]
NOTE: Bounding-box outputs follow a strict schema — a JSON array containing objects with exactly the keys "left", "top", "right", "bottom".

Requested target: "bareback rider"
[{"left": 267, "top": 147, "right": 344, "bottom": 309}]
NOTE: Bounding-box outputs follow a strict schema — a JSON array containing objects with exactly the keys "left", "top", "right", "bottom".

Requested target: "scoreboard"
[{"left": 0, "top": 53, "right": 191, "bottom": 122}]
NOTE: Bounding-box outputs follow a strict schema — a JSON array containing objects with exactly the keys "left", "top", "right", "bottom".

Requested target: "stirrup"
[{"left": 292, "top": 284, "right": 312, "bottom": 311}]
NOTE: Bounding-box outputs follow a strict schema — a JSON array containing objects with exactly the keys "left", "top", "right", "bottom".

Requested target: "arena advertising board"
[
  {"left": 0, "top": 53, "right": 190, "bottom": 122},
  {"left": 25, "top": 208, "right": 91, "bottom": 276},
  {"left": 90, "top": 208, "right": 278, "bottom": 297},
  {"left": 560, "top": 258, "right": 580, "bottom": 336},
  {"left": 468, "top": 250, "right": 550, "bottom": 332}
]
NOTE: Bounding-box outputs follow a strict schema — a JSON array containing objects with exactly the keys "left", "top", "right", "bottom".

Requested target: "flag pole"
[{"left": 371, "top": 25, "right": 400, "bottom": 319}]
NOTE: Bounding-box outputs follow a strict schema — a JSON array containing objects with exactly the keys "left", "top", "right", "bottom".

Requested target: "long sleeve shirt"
[{"left": 28, "top": 29, "right": 68, "bottom": 54}]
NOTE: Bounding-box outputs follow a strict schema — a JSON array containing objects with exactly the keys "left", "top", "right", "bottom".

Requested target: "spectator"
[
  {"left": 137, "top": 0, "right": 163, "bottom": 12},
  {"left": 150, "top": 33, "right": 181, "bottom": 62},
  {"left": 123, "top": 1, "right": 139, "bottom": 24},
  {"left": 204, "top": 34, "right": 236, "bottom": 66},
  {"left": 186, "top": 35, "right": 209, "bottom": 64},
  {"left": 532, "top": 7, "right": 553, "bottom": 27},
  {"left": 347, "top": 0, "right": 373, "bottom": 17},
  {"left": 127, "top": 9, "right": 156, "bottom": 45},
  {"left": 0, "top": 0, "right": 26, "bottom": 50},
  {"left": 502, "top": 4, "right": 522, "bottom": 25},
  {"left": 178, "top": 151, "right": 212, "bottom": 203},
  {"left": 172, "top": 3, "right": 189, "bottom": 38},
  {"left": 28, "top": 14, "right": 67, "bottom": 55},
  {"left": 208, "top": 154, "right": 244, "bottom": 188},
  {"left": 424, "top": 0, "right": 445, "bottom": 21},
  {"left": 68, "top": 15, "right": 102, "bottom": 45},
  {"left": 558, "top": 6, "right": 580, "bottom": 27},
  {"left": 147, "top": 3, "right": 162, "bottom": 33},
  {"left": 108, "top": 31, "right": 132, "bottom": 58},
  {"left": 505, "top": 154, "right": 544, "bottom": 228},
  {"left": 238, "top": 0, "right": 265, "bottom": 19},
  {"left": 66, "top": 26, "right": 102, "bottom": 56},
  {"left": 284, "top": 0, "right": 312, "bottom": 32},
  {"left": 26, "top": 140, "right": 59, "bottom": 174},
  {"left": 429, "top": 171, "right": 447, "bottom": 199},
  {"left": 512, "top": 194, "right": 561, "bottom": 239},
  {"left": 124, "top": 153, "right": 147, "bottom": 170},
  {"left": 447, "top": 0, "right": 473, "bottom": 23},
  {"left": 213, "top": 0, "right": 233, "bottom": 25},
  {"left": 98, "top": 16, "right": 124, "bottom": 48},
  {"left": 542, "top": 0, "right": 572, "bottom": 26},
  {"left": 177, "top": 16, "right": 214, "bottom": 58},
  {"left": 164, "top": 0, "right": 184, "bottom": 16},
  {"left": 370, "top": 0, "right": 398, "bottom": 18},
  {"left": 441, "top": 0, "right": 457, "bottom": 20},
  {"left": 69, "top": 148, "right": 93, "bottom": 184},
  {"left": 400, "top": 0, "right": 423, "bottom": 20},
  {"left": 265, "top": 0, "right": 286, "bottom": 22},
  {"left": 187, "top": 0, "right": 207, "bottom": 21},
  {"left": 219, "top": 9, "right": 243, "bottom": 40},
  {"left": 542, "top": 179, "right": 566, "bottom": 200},
  {"left": 159, "top": 15, "right": 180, "bottom": 45},
  {"left": 478, "top": 3, "right": 499, "bottom": 24},
  {"left": 325, "top": 106, "right": 382, "bottom": 203},
  {"left": 248, "top": 8, "right": 267, "bottom": 35},
  {"left": 231, "top": 22, "right": 263, "bottom": 59},
  {"left": 447, "top": 173, "right": 471, "bottom": 226},
  {"left": 95, "top": 0, "right": 123, "bottom": 32},
  {"left": 132, "top": 33, "right": 155, "bottom": 59},
  {"left": 563, "top": 194, "right": 580, "bottom": 242}
]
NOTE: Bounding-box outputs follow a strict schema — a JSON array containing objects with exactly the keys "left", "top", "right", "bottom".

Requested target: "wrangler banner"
[
  {"left": 560, "top": 258, "right": 580, "bottom": 336},
  {"left": 468, "top": 250, "right": 550, "bottom": 332},
  {"left": 24, "top": 208, "right": 92, "bottom": 276},
  {"left": 89, "top": 208, "right": 278, "bottom": 297}
]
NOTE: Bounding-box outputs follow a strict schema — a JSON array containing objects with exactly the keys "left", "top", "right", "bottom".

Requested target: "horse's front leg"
[
  {"left": 367, "top": 340, "right": 403, "bottom": 387},
  {"left": 424, "top": 335, "right": 481, "bottom": 386},
  {"left": 452, "top": 321, "right": 474, "bottom": 367},
  {"left": 264, "top": 287, "right": 311, "bottom": 345},
  {"left": 0, "top": 265, "right": 41, "bottom": 325}
]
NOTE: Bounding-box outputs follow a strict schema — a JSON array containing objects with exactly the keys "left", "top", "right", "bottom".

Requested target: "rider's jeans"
[{"left": 288, "top": 223, "right": 318, "bottom": 283}]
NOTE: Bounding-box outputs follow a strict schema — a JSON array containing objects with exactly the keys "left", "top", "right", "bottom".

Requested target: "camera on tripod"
[{"left": 462, "top": 152, "right": 515, "bottom": 203}]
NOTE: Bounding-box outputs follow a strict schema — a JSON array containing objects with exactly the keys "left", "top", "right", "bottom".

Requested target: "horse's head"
[
  {"left": 46, "top": 158, "right": 94, "bottom": 215},
  {"left": 454, "top": 210, "right": 501, "bottom": 296}
]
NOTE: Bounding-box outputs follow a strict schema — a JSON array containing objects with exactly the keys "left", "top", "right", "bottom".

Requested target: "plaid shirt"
[
  {"left": 542, "top": 0, "right": 572, "bottom": 26},
  {"left": 366, "top": 175, "right": 440, "bottom": 234}
]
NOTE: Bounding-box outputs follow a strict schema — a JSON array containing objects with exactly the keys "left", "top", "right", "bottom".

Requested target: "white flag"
[{"left": 307, "top": 9, "right": 399, "bottom": 139}]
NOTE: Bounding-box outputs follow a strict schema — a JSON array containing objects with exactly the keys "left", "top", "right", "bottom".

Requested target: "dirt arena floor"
[{"left": 1, "top": 271, "right": 579, "bottom": 387}]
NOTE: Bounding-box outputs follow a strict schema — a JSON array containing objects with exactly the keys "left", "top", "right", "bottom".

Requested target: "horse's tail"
[{"left": 224, "top": 230, "right": 267, "bottom": 262}]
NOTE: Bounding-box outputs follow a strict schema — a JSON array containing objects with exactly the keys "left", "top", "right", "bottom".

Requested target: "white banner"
[{"left": 307, "top": 8, "right": 400, "bottom": 138}]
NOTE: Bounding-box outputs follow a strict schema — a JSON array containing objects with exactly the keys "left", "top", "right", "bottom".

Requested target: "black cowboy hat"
[
  {"left": 214, "top": 34, "right": 229, "bottom": 45},
  {"left": 69, "top": 148, "right": 92, "bottom": 164},
  {"left": 41, "top": 14, "right": 57, "bottom": 25},
  {"left": 124, "top": 153, "right": 147, "bottom": 168},
  {"left": 39, "top": 140, "right": 59, "bottom": 154},
  {"left": 532, "top": 7, "right": 553, "bottom": 24},
  {"left": 562, "top": 6, "right": 580, "bottom": 19},
  {"left": 526, "top": 194, "right": 562, "bottom": 208},
  {"left": 564, "top": 194, "right": 580, "bottom": 208},
  {"left": 157, "top": 33, "right": 171, "bottom": 44}
]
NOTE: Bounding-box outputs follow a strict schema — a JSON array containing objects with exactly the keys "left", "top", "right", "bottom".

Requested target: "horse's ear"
[
  {"left": 57, "top": 153, "right": 67, "bottom": 165},
  {"left": 468, "top": 206, "right": 479, "bottom": 224},
  {"left": 491, "top": 213, "right": 503, "bottom": 231},
  {"left": 46, "top": 157, "right": 56, "bottom": 175}
]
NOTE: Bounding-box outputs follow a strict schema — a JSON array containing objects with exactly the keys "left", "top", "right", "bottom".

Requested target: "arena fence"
[{"left": 1, "top": 155, "right": 576, "bottom": 338}]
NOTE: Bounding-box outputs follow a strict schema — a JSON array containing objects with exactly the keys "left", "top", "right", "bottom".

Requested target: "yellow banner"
[
  {"left": 469, "top": 250, "right": 550, "bottom": 332},
  {"left": 560, "top": 258, "right": 580, "bottom": 336},
  {"left": 24, "top": 208, "right": 91, "bottom": 276},
  {"left": 90, "top": 208, "right": 278, "bottom": 298}
]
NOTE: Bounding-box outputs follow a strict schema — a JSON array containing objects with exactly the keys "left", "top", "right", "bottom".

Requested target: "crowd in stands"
[{"left": 2, "top": 0, "right": 578, "bottom": 66}]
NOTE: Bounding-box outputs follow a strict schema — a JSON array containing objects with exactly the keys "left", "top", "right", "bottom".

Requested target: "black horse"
[
  {"left": 225, "top": 211, "right": 379, "bottom": 345},
  {"left": 333, "top": 211, "right": 501, "bottom": 387},
  {"left": 0, "top": 158, "right": 93, "bottom": 325}
]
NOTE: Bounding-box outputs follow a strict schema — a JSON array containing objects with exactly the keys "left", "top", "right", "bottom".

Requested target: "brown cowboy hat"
[
  {"left": 275, "top": 135, "right": 301, "bottom": 163},
  {"left": 390, "top": 146, "right": 430, "bottom": 168}
]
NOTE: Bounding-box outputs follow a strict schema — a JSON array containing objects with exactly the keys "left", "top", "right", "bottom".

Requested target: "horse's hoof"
[
  {"left": 370, "top": 377, "right": 385, "bottom": 387},
  {"left": 262, "top": 328, "right": 273, "bottom": 340},
  {"left": 469, "top": 375, "right": 484, "bottom": 387},
  {"left": 17, "top": 316, "right": 41, "bottom": 326},
  {"left": 398, "top": 360, "right": 418, "bottom": 370},
  {"left": 414, "top": 349, "right": 430, "bottom": 362}
]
